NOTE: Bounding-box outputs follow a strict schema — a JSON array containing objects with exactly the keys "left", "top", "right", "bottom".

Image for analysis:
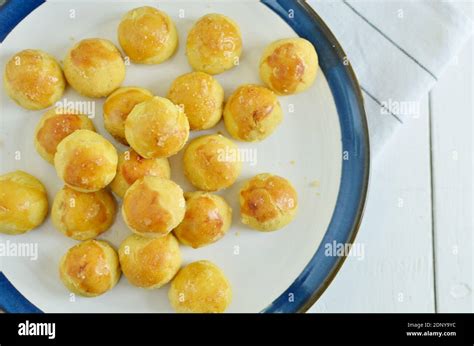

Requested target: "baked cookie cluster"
[{"left": 2, "top": 5, "right": 319, "bottom": 313}]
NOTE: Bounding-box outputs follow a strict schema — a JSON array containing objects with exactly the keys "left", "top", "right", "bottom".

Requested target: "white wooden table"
[{"left": 310, "top": 1, "right": 473, "bottom": 313}]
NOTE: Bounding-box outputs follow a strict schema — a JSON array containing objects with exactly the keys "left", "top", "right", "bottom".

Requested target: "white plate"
[{"left": 0, "top": 0, "right": 345, "bottom": 313}]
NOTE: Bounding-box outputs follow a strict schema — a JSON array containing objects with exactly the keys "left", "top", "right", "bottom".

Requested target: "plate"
[{"left": 0, "top": 0, "right": 369, "bottom": 313}]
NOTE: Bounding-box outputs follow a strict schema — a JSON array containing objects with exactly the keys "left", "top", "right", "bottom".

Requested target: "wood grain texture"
[
  {"left": 429, "top": 1, "right": 473, "bottom": 312},
  {"left": 310, "top": 96, "right": 435, "bottom": 312},
  {"left": 308, "top": 0, "right": 473, "bottom": 314}
]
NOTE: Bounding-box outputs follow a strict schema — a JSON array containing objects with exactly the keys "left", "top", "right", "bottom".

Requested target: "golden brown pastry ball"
[
  {"left": 183, "top": 134, "right": 241, "bottom": 191},
  {"left": 118, "top": 6, "right": 178, "bottom": 64},
  {"left": 224, "top": 84, "right": 283, "bottom": 142},
  {"left": 103, "top": 87, "right": 153, "bottom": 145},
  {"left": 259, "top": 38, "right": 318, "bottom": 95},
  {"left": 122, "top": 176, "right": 185, "bottom": 238},
  {"left": 34, "top": 108, "right": 95, "bottom": 164},
  {"left": 110, "top": 149, "right": 171, "bottom": 198},
  {"left": 167, "top": 72, "right": 224, "bottom": 130},
  {"left": 186, "top": 14, "right": 242, "bottom": 75},
  {"left": 54, "top": 129, "right": 118, "bottom": 193},
  {"left": 118, "top": 234, "right": 181, "bottom": 288},
  {"left": 63, "top": 38, "right": 125, "bottom": 98},
  {"left": 59, "top": 240, "right": 120, "bottom": 297},
  {"left": 125, "top": 96, "right": 189, "bottom": 159},
  {"left": 3, "top": 49, "right": 65, "bottom": 110},
  {"left": 168, "top": 260, "right": 232, "bottom": 313},
  {"left": 0, "top": 171, "right": 48, "bottom": 235},
  {"left": 239, "top": 173, "right": 298, "bottom": 231},
  {"left": 173, "top": 192, "right": 232, "bottom": 248},
  {"left": 51, "top": 186, "right": 116, "bottom": 241}
]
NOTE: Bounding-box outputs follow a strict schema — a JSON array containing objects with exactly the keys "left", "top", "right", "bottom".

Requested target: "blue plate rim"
[
  {"left": 261, "top": 0, "right": 370, "bottom": 313},
  {"left": 0, "top": 0, "right": 370, "bottom": 313}
]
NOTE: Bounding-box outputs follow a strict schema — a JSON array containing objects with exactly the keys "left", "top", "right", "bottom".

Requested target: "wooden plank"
[
  {"left": 310, "top": 95, "right": 434, "bottom": 312},
  {"left": 429, "top": 1, "right": 473, "bottom": 311}
]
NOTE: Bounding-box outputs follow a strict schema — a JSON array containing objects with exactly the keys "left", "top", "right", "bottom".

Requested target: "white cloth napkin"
[{"left": 308, "top": 0, "right": 473, "bottom": 156}]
